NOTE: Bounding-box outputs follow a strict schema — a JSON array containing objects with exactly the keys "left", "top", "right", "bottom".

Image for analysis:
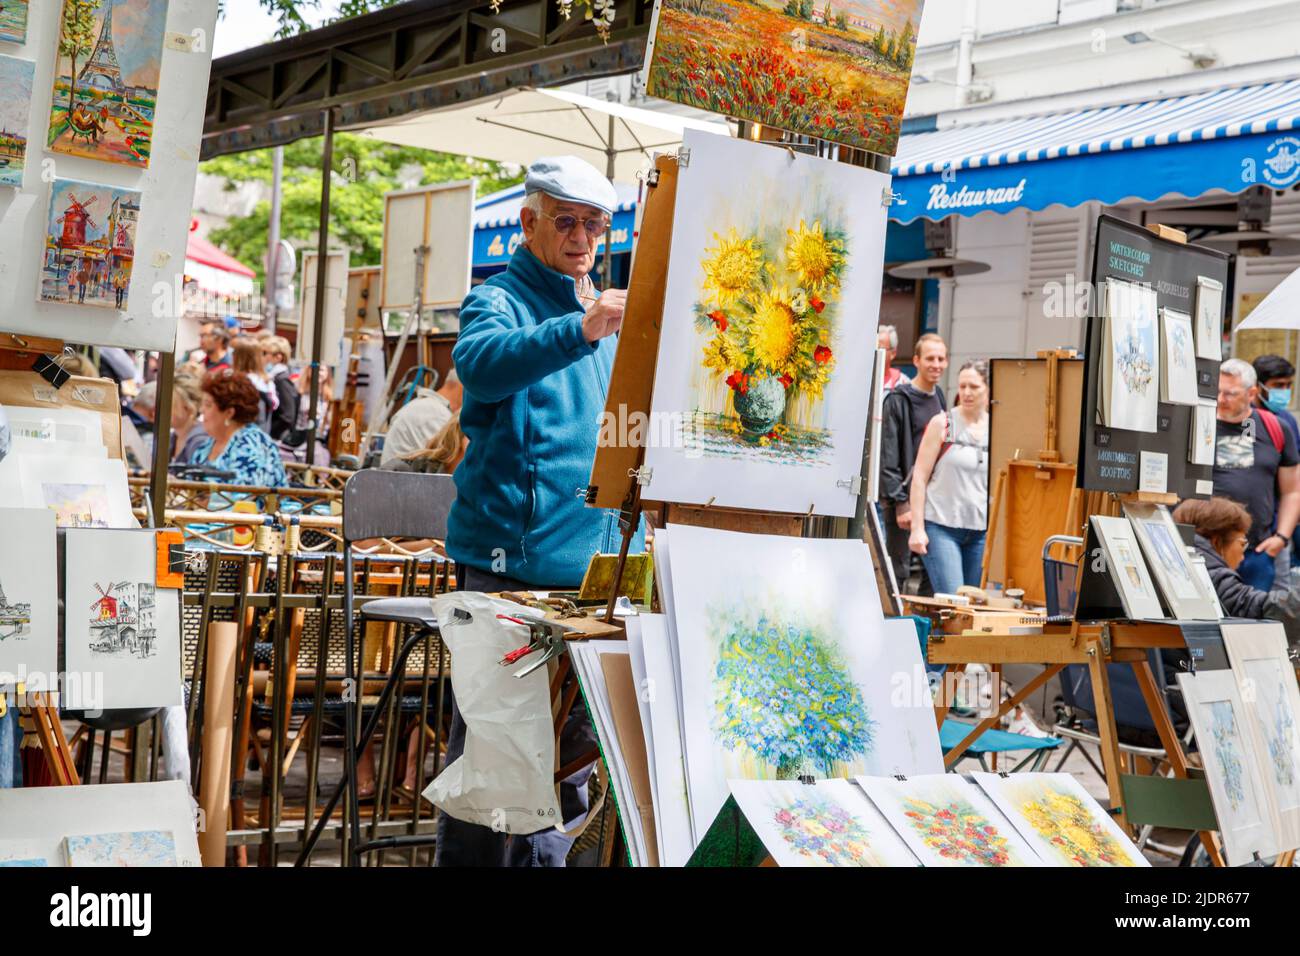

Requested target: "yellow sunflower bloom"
[
  {"left": 701, "top": 229, "right": 763, "bottom": 307},
  {"left": 785, "top": 220, "right": 844, "bottom": 296},
  {"left": 750, "top": 285, "right": 798, "bottom": 371}
]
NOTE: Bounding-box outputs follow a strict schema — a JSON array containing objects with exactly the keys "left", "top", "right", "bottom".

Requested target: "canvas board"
[
  {"left": 1178, "top": 669, "right": 1280, "bottom": 865},
  {"left": 642, "top": 0, "right": 925, "bottom": 156},
  {"left": 64, "top": 529, "right": 182, "bottom": 709},
  {"left": 1222, "top": 621, "right": 1300, "bottom": 851},
  {"left": 0, "top": 780, "right": 200, "bottom": 866},
  {"left": 666, "top": 523, "right": 942, "bottom": 837},
  {"left": 0, "top": 0, "right": 221, "bottom": 352},
  {"left": 1090, "top": 515, "right": 1164, "bottom": 620},
  {"left": 39, "top": 178, "right": 140, "bottom": 311},
  {"left": 971, "top": 772, "right": 1149, "bottom": 867},
  {"left": 0, "top": 508, "right": 58, "bottom": 678},
  {"left": 1122, "top": 501, "right": 1218, "bottom": 620},
  {"left": 380, "top": 181, "right": 475, "bottom": 312},
  {"left": 297, "top": 249, "right": 349, "bottom": 365},
  {"left": 0, "top": 54, "right": 34, "bottom": 189},
  {"left": 641, "top": 130, "right": 888, "bottom": 516},
  {"left": 856, "top": 774, "right": 1042, "bottom": 867},
  {"left": 730, "top": 778, "right": 918, "bottom": 867}
]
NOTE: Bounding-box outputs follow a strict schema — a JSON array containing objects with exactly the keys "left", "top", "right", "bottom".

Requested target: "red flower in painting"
[
  {"left": 779, "top": 374, "right": 793, "bottom": 389},
  {"left": 725, "top": 371, "right": 750, "bottom": 394},
  {"left": 708, "top": 310, "right": 728, "bottom": 332},
  {"left": 810, "top": 295, "right": 826, "bottom": 313},
  {"left": 694, "top": 86, "right": 707, "bottom": 100},
  {"left": 815, "top": 346, "right": 832, "bottom": 365}
]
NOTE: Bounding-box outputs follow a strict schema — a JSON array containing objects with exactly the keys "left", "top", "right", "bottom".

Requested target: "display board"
[
  {"left": 297, "top": 249, "right": 349, "bottom": 365},
  {"left": 380, "top": 180, "right": 474, "bottom": 312},
  {"left": 0, "top": 0, "right": 221, "bottom": 352},
  {"left": 1078, "top": 216, "right": 1230, "bottom": 498}
]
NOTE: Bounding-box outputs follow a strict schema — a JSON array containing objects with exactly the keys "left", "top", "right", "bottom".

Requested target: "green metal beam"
[{"left": 202, "top": 0, "right": 653, "bottom": 159}]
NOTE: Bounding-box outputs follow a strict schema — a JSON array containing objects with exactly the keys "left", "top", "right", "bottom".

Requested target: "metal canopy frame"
[{"left": 202, "top": 0, "right": 654, "bottom": 159}]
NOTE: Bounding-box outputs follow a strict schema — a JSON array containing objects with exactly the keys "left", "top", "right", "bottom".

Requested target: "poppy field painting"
[{"left": 644, "top": 0, "right": 924, "bottom": 155}]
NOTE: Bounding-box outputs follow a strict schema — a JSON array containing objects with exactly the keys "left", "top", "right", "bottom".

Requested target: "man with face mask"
[{"left": 1253, "top": 354, "right": 1300, "bottom": 447}]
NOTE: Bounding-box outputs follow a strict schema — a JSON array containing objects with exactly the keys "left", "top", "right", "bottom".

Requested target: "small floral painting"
[
  {"left": 1264, "top": 680, "right": 1297, "bottom": 788},
  {"left": 901, "top": 797, "right": 1014, "bottom": 866},
  {"left": 1019, "top": 789, "right": 1137, "bottom": 867},
  {"left": 712, "top": 609, "right": 874, "bottom": 778},
  {"left": 1209, "top": 700, "right": 1248, "bottom": 811},
  {"left": 1118, "top": 325, "right": 1154, "bottom": 396},
  {"left": 772, "top": 796, "right": 879, "bottom": 866}
]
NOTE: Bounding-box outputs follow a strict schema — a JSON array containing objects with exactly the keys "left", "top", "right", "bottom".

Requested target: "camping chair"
[
  {"left": 295, "top": 469, "right": 456, "bottom": 867},
  {"left": 940, "top": 718, "right": 1061, "bottom": 772}
]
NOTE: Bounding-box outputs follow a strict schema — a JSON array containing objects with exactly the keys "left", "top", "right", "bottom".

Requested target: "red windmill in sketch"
[
  {"left": 91, "top": 582, "right": 125, "bottom": 622},
  {"left": 57, "top": 192, "right": 99, "bottom": 247}
]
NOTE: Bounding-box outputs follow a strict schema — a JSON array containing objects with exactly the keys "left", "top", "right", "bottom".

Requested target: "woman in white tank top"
[{"left": 907, "top": 362, "right": 990, "bottom": 596}]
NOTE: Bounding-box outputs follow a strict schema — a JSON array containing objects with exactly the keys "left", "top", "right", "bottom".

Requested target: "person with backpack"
[
  {"left": 907, "top": 360, "right": 990, "bottom": 595},
  {"left": 880, "top": 333, "right": 948, "bottom": 591},
  {"left": 261, "top": 335, "right": 301, "bottom": 443},
  {"left": 1214, "top": 358, "right": 1300, "bottom": 591}
]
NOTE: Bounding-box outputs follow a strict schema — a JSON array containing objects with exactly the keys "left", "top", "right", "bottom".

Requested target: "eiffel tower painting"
[
  {"left": 47, "top": 0, "right": 168, "bottom": 170},
  {"left": 77, "top": 0, "right": 126, "bottom": 96}
]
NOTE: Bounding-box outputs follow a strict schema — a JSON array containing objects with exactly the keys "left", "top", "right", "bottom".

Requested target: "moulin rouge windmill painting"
[
  {"left": 48, "top": 0, "right": 168, "bottom": 168},
  {"left": 88, "top": 580, "right": 157, "bottom": 659},
  {"left": 40, "top": 178, "right": 140, "bottom": 310}
]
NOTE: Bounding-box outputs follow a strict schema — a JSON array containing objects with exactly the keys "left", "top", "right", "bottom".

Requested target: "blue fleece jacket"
[{"left": 447, "top": 245, "right": 645, "bottom": 586}]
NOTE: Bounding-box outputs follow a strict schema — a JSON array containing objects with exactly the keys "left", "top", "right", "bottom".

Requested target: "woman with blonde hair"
[
  {"left": 381, "top": 413, "right": 467, "bottom": 475},
  {"left": 232, "top": 336, "right": 276, "bottom": 432},
  {"left": 170, "top": 369, "right": 208, "bottom": 464}
]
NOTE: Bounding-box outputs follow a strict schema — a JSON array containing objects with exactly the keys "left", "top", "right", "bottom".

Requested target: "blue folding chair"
[{"left": 940, "top": 718, "right": 1061, "bottom": 772}]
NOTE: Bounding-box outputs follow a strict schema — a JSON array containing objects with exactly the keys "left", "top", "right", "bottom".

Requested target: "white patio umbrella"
[
  {"left": 359, "top": 86, "right": 728, "bottom": 183},
  {"left": 1236, "top": 264, "right": 1300, "bottom": 330}
]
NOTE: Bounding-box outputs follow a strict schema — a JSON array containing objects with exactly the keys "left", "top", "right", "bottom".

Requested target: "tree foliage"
[{"left": 200, "top": 134, "right": 523, "bottom": 281}]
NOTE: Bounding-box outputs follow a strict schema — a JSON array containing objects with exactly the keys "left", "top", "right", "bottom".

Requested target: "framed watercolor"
[
  {"left": 641, "top": 0, "right": 925, "bottom": 156},
  {"left": 47, "top": 0, "right": 168, "bottom": 168},
  {"left": 856, "top": 774, "right": 1042, "bottom": 867},
  {"left": 1158, "top": 307, "right": 1198, "bottom": 406},
  {"left": 1178, "top": 668, "right": 1280, "bottom": 865},
  {"left": 972, "top": 772, "right": 1149, "bottom": 867},
  {"left": 1122, "top": 501, "right": 1218, "bottom": 620},
  {"left": 1222, "top": 621, "right": 1300, "bottom": 851},
  {"left": 1090, "top": 515, "right": 1165, "bottom": 620},
  {"left": 1194, "top": 276, "right": 1224, "bottom": 362},
  {"left": 1099, "top": 278, "right": 1160, "bottom": 433}
]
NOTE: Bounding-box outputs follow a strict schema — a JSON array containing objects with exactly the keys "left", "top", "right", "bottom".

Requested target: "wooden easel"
[{"left": 922, "top": 615, "right": 1227, "bottom": 866}]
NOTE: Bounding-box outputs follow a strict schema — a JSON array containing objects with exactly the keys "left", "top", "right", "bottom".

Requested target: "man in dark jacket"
[
  {"left": 261, "top": 335, "right": 300, "bottom": 443},
  {"left": 880, "top": 333, "right": 948, "bottom": 590}
]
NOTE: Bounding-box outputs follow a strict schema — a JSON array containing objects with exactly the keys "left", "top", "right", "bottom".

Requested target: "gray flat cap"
[{"left": 525, "top": 156, "right": 618, "bottom": 215}]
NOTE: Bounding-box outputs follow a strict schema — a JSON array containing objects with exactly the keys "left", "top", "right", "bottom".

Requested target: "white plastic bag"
[{"left": 424, "top": 592, "right": 562, "bottom": 834}]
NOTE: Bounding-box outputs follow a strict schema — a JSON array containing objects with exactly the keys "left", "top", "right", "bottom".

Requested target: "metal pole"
[
  {"left": 148, "top": 350, "right": 175, "bottom": 527},
  {"left": 603, "top": 115, "right": 615, "bottom": 288},
  {"left": 306, "top": 109, "right": 335, "bottom": 467},
  {"left": 265, "top": 145, "right": 284, "bottom": 332}
]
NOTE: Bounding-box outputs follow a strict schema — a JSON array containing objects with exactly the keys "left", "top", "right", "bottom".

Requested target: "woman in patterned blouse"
[{"left": 191, "top": 369, "right": 288, "bottom": 489}]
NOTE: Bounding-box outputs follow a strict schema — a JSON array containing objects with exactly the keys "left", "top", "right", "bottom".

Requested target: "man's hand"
[
  {"left": 1257, "top": 534, "right": 1289, "bottom": 558},
  {"left": 895, "top": 504, "right": 912, "bottom": 531},
  {"left": 582, "top": 289, "right": 627, "bottom": 343}
]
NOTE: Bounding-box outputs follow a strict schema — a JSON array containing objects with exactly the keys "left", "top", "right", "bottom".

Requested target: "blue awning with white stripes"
[{"left": 888, "top": 78, "right": 1300, "bottom": 224}]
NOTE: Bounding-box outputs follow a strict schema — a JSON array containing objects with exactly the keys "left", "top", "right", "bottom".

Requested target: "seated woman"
[
  {"left": 190, "top": 369, "right": 288, "bottom": 489},
  {"left": 1173, "top": 496, "right": 1300, "bottom": 644},
  {"left": 379, "top": 413, "right": 466, "bottom": 476}
]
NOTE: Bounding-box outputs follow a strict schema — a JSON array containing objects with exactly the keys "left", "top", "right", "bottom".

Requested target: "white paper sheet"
[
  {"left": 19, "top": 455, "right": 134, "bottom": 529},
  {"left": 0, "top": 508, "right": 59, "bottom": 679},
  {"left": 640, "top": 613, "right": 695, "bottom": 866}
]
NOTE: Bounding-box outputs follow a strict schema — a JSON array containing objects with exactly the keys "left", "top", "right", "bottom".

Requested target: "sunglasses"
[{"left": 541, "top": 211, "right": 610, "bottom": 238}]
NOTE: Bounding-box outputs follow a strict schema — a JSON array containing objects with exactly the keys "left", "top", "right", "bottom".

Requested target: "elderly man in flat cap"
[{"left": 437, "top": 156, "right": 645, "bottom": 866}]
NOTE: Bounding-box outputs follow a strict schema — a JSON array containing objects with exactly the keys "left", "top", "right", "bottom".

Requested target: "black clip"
[
  {"left": 33, "top": 351, "right": 73, "bottom": 389},
  {"left": 797, "top": 774, "right": 816, "bottom": 786},
  {"left": 998, "top": 771, "right": 1011, "bottom": 779},
  {"left": 892, "top": 774, "right": 908, "bottom": 782},
  {"left": 451, "top": 608, "right": 473, "bottom": 623}
]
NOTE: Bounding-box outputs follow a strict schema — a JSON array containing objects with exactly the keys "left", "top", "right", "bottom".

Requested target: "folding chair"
[
  {"left": 295, "top": 469, "right": 456, "bottom": 867},
  {"left": 940, "top": 718, "right": 1061, "bottom": 772}
]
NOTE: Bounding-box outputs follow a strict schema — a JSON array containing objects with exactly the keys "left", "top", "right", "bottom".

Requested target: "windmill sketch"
[
  {"left": 88, "top": 580, "right": 155, "bottom": 659},
  {"left": 0, "top": 572, "right": 32, "bottom": 641}
]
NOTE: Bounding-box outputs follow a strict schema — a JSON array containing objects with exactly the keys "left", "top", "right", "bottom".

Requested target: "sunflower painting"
[{"left": 642, "top": 131, "right": 890, "bottom": 516}]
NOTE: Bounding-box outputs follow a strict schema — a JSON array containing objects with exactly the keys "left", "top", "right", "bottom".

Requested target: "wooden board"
[
  {"left": 984, "top": 357, "right": 1083, "bottom": 599},
  {"left": 660, "top": 502, "right": 803, "bottom": 538},
  {"left": 587, "top": 155, "right": 679, "bottom": 510}
]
